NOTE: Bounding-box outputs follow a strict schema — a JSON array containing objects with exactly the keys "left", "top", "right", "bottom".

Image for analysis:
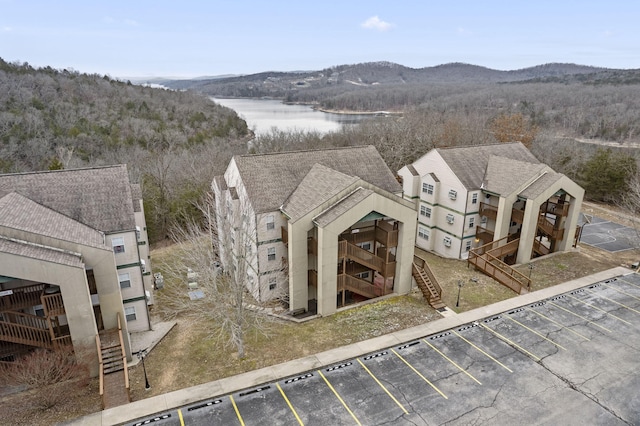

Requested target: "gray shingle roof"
[
  {"left": 0, "top": 192, "right": 106, "bottom": 248},
  {"left": 282, "top": 164, "right": 358, "bottom": 223},
  {"left": 131, "top": 184, "right": 142, "bottom": 213},
  {"left": 232, "top": 146, "right": 401, "bottom": 213},
  {"left": 484, "top": 156, "right": 548, "bottom": 196},
  {"left": 519, "top": 171, "right": 565, "bottom": 199},
  {"left": 313, "top": 187, "right": 374, "bottom": 228},
  {"left": 436, "top": 142, "right": 540, "bottom": 190},
  {"left": 0, "top": 165, "right": 136, "bottom": 233},
  {"left": 0, "top": 235, "right": 84, "bottom": 268}
]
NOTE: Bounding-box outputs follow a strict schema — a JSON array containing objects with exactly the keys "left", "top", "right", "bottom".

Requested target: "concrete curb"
[{"left": 73, "top": 266, "right": 632, "bottom": 425}]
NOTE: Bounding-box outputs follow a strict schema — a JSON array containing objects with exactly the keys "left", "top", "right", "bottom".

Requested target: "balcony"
[
  {"left": 475, "top": 225, "right": 494, "bottom": 244},
  {"left": 479, "top": 202, "right": 498, "bottom": 221},
  {"left": 537, "top": 216, "right": 565, "bottom": 240},
  {"left": 511, "top": 208, "right": 524, "bottom": 224},
  {"left": 542, "top": 200, "right": 570, "bottom": 217}
]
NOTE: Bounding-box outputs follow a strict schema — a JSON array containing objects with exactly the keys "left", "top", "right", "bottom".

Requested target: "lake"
[{"left": 212, "top": 98, "right": 372, "bottom": 136}]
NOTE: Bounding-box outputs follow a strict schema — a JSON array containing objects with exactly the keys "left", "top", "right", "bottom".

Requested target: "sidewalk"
[
  {"left": 128, "top": 320, "right": 176, "bottom": 367},
  {"left": 71, "top": 266, "right": 631, "bottom": 425}
]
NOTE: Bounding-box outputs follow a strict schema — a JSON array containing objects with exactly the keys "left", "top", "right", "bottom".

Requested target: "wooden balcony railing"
[
  {"left": 533, "top": 239, "right": 551, "bottom": 256},
  {"left": 0, "top": 283, "right": 45, "bottom": 312},
  {"left": 511, "top": 208, "right": 524, "bottom": 224},
  {"left": 375, "top": 221, "right": 398, "bottom": 247},
  {"left": 42, "top": 293, "right": 65, "bottom": 316},
  {"left": 340, "top": 228, "right": 376, "bottom": 245},
  {"left": 308, "top": 269, "right": 318, "bottom": 287},
  {"left": 541, "top": 200, "right": 570, "bottom": 217},
  {"left": 475, "top": 225, "right": 494, "bottom": 244},
  {"left": 479, "top": 202, "right": 498, "bottom": 221},
  {"left": 0, "top": 319, "right": 52, "bottom": 349},
  {"left": 281, "top": 226, "right": 288, "bottom": 245},
  {"left": 338, "top": 274, "right": 385, "bottom": 298},
  {"left": 307, "top": 237, "right": 317, "bottom": 256},
  {"left": 537, "top": 216, "right": 565, "bottom": 240}
]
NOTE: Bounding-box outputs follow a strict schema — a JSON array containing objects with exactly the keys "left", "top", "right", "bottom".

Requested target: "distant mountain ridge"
[{"left": 164, "top": 61, "right": 614, "bottom": 97}]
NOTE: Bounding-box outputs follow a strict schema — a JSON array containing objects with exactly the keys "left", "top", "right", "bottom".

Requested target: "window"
[
  {"left": 124, "top": 306, "right": 136, "bottom": 321},
  {"left": 443, "top": 236, "right": 452, "bottom": 247},
  {"left": 266, "top": 214, "right": 275, "bottom": 230},
  {"left": 267, "top": 247, "right": 276, "bottom": 261},
  {"left": 469, "top": 217, "right": 475, "bottom": 229},
  {"left": 481, "top": 216, "right": 488, "bottom": 225},
  {"left": 34, "top": 305, "right": 45, "bottom": 317},
  {"left": 448, "top": 189, "right": 457, "bottom": 200},
  {"left": 140, "top": 259, "right": 147, "bottom": 273},
  {"left": 268, "top": 277, "right": 277, "bottom": 290},
  {"left": 420, "top": 205, "right": 431, "bottom": 218},
  {"left": 418, "top": 227, "right": 429, "bottom": 240},
  {"left": 422, "top": 183, "right": 434, "bottom": 195},
  {"left": 111, "top": 237, "right": 125, "bottom": 254},
  {"left": 446, "top": 214, "right": 455, "bottom": 224},
  {"left": 135, "top": 226, "right": 141, "bottom": 241},
  {"left": 358, "top": 271, "right": 370, "bottom": 279},
  {"left": 472, "top": 193, "right": 478, "bottom": 204},
  {"left": 118, "top": 273, "right": 131, "bottom": 289},
  {"left": 465, "top": 241, "right": 472, "bottom": 252},
  {"left": 358, "top": 242, "right": 371, "bottom": 251}
]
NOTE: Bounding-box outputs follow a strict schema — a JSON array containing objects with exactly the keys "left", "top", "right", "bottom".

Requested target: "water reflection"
[{"left": 212, "top": 98, "right": 372, "bottom": 136}]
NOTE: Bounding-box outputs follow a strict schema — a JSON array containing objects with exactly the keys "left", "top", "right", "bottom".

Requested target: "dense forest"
[
  {"left": 2, "top": 58, "right": 639, "bottom": 243},
  {"left": 0, "top": 58, "right": 250, "bottom": 241}
]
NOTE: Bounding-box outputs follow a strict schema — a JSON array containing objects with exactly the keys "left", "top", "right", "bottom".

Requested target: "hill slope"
[{"left": 165, "top": 61, "right": 611, "bottom": 99}]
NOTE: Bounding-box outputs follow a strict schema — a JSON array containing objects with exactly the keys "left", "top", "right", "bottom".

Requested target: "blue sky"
[{"left": 1, "top": 0, "right": 638, "bottom": 78}]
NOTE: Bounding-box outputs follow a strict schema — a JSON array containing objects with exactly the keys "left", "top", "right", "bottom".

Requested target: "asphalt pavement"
[{"left": 71, "top": 266, "right": 639, "bottom": 425}]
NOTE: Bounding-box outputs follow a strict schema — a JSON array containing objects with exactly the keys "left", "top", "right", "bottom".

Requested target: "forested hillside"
[
  {"left": 3, "top": 57, "right": 639, "bottom": 243},
  {"left": 168, "top": 61, "right": 640, "bottom": 145},
  {"left": 0, "top": 58, "right": 250, "bottom": 242}
]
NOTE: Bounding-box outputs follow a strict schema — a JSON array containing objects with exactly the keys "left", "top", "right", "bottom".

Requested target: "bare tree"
[
  {"left": 1, "top": 347, "right": 89, "bottom": 410},
  {"left": 621, "top": 171, "right": 640, "bottom": 271},
  {"left": 154, "top": 193, "right": 280, "bottom": 359}
]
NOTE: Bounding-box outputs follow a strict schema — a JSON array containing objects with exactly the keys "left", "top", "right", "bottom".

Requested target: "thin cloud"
[{"left": 361, "top": 16, "right": 394, "bottom": 32}]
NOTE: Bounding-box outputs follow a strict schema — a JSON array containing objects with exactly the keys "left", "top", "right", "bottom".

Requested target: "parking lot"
[{"left": 125, "top": 271, "right": 640, "bottom": 425}]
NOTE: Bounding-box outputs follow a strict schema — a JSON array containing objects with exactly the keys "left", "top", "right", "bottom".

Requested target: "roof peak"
[
  {"left": 237, "top": 145, "right": 375, "bottom": 159},
  {"left": 0, "top": 164, "right": 127, "bottom": 178}
]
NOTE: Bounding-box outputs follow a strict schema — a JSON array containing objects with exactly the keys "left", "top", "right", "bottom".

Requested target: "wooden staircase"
[
  {"left": 97, "top": 313, "right": 130, "bottom": 409},
  {"left": 468, "top": 237, "right": 530, "bottom": 294},
  {"left": 412, "top": 255, "right": 445, "bottom": 310}
]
